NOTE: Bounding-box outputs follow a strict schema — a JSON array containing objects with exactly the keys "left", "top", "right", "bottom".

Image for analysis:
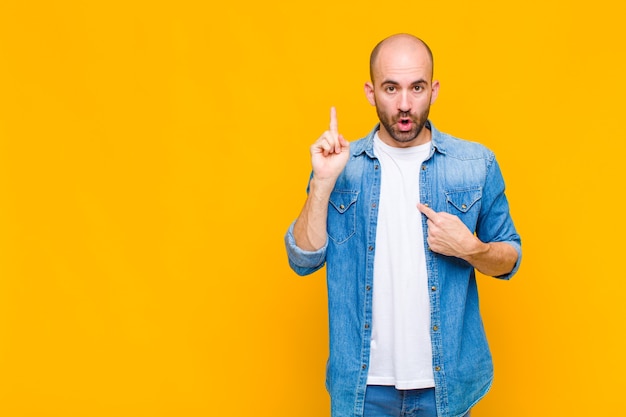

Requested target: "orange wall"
[{"left": 1, "top": 1, "right": 624, "bottom": 416}]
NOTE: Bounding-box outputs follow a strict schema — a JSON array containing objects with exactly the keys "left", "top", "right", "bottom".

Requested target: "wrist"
[
  {"left": 462, "top": 238, "right": 489, "bottom": 262},
  {"left": 309, "top": 176, "right": 336, "bottom": 198}
]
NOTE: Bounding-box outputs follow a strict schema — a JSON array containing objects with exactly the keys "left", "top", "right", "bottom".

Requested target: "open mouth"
[{"left": 398, "top": 118, "right": 413, "bottom": 131}]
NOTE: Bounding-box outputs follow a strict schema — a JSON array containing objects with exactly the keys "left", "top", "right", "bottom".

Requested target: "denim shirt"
[{"left": 284, "top": 122, "right": 522, "bottom": 417}]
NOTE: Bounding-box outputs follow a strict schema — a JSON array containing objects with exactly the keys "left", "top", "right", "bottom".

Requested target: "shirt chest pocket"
[
  {"left": 445, "top": 187, "right": 482, "bottom": 230},
  {"left": 327, "top": 191, "right": 358, "bottom": 244}
]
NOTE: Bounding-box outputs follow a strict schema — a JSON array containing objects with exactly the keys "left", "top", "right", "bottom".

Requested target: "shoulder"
[
  {"left": 349, "top": 125, "right": 378, "bottom": 157},
  {"left": 431, "top": 125, "right": 495, "bottom": 162},
  {"left": 349, "top": 136, "right": 370, "bottom": 154}
]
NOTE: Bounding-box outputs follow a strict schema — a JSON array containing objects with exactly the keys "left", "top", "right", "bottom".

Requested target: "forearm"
[
  {"left": 461, "top": 240, "right": 519, "bottom": 277},
  {"left": 293, "top": 178, "right": 335, "bottom": 251}
]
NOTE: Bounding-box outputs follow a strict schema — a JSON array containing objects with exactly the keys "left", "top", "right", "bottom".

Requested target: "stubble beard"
[{"left": 377, "top": 107, "right": 431, "bottom": 145}]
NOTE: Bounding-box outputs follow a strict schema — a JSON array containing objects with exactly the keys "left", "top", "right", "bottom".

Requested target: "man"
[{"left": 284, "top": 34, "right": 521, "bottom": 417}]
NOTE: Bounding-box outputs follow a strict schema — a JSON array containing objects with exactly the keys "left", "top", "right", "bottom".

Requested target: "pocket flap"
[
  {"left": 329, "top": 191, "right": 358, "bottom": 214},
  {"left": 445, "top": 188, "right": 482, "bottom": 213}
]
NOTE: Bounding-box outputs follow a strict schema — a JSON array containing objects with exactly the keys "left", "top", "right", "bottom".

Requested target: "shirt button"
[
  {"left": 461, "top": 204, "right": 467, "bottom": 209},
  {"left": 431, "top": 286, "right": 437, "bottom": 291},
  {"left": 421, "top": 164, "right": 427, "bottom": 170},
  {"left": 366, "top": 285, "right": 371, "bottom": 291},
  {"left": 365, "top": 323, "right": 370, "bottom": 329},
  {"left": 339, "top": 204, "right": 345, "bottom": 210},
  {"left": 374, "top": 165, "right": 379, "bottom": 170},
  {"left": 368, "top": 246, "right": 374, "bottom": 251},
  {"left": 372, "top": 203, "right": 377, "bottom": 208},
  {"left": 435, "top": 366, "right": 441, "bottom": 372},
  {"left": 433, "top": 326, "right": 439, "bottom": 332},
  {"left": 424, "top": 203, "right": 429, "bottom": 208},
  {"left": 362, "top": 364, "right": 367, "bottom": 369}
]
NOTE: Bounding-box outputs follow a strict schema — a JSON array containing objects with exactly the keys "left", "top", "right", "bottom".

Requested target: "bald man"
[{"left": 285, "top": 34, "right": 521, "bottom": 417}]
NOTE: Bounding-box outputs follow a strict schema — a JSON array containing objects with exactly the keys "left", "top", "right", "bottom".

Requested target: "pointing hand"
[{"left": 417, "top": 203, "right": 481, "bottom": 258}]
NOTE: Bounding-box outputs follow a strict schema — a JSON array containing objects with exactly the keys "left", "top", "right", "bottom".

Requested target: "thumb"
[{"left": 338, "top": 134, "right": 350, "bottom": 148}]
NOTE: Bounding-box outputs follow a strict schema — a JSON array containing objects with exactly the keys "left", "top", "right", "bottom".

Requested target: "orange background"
[{"left": 1, "top": 1, "right": 625, "bottom": 416}]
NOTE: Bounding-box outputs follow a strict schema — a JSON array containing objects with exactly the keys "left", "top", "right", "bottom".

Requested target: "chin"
[{"left": 391, "top": 129, "right": 421, "bottom": 143}]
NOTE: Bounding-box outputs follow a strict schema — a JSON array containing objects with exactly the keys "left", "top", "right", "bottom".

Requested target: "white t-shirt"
[{"left": 367, "top": 133, "right": 435, "bottom": 389}]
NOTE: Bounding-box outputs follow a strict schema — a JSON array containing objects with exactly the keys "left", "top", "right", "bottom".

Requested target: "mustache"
[{"left": 394, "top": 112, "right": 415, "bottom": 121}]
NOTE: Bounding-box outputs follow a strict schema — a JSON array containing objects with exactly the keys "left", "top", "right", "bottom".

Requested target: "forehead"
[{"left": 372, "top": 41, "right": 432, "bottom": 83}]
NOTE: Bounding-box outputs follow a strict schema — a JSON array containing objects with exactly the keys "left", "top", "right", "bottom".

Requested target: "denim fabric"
[
  {"left": 365, "top": 386, "right": 437, "bottom": 417},
  {"left": 285, "top": 122, "right": 522, "bottom": 417},
  {"left": 364, "top": 386, "right": 470, "bottom": 417}
]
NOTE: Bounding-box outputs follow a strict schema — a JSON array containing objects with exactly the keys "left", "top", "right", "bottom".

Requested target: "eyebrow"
[{"left": 380, "top": 78, "right": 428, "bottom": 86}]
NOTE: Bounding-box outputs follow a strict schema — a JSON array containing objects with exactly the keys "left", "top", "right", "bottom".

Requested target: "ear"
[
  {"left": 430, "top": 80, "right": 440, "bottom": 105},
  {"left": 364, "top": 82, "right": 376, "bottom": 106}
]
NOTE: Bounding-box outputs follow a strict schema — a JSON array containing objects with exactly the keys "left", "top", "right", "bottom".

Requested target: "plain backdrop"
[{"left": 1, "top": 1, "right": 625, "bottom": 415}]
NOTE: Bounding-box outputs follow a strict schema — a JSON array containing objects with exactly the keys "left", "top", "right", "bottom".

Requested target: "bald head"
[{"left": 369, "top": 34, "right": 434, "bottom": 84}]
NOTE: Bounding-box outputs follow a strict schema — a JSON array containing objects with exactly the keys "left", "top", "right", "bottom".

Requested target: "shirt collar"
[{"left": 352, "top": 120, "right": 446, "bottom": 158}]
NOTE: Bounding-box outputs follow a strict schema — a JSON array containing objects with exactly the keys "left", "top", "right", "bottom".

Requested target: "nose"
[{"left": 398, "top": 90, "right": 411, "bottom": 113}]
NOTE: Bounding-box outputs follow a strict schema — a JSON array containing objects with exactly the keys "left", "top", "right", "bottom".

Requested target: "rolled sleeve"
[
  {"left": 284, "top": 221, "right": 328, "bottom": 276},
  {"left": 495, "top": 239, "right": 522, "bottom": 280}
]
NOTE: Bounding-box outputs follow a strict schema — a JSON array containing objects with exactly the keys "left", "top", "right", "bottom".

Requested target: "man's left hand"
[{"left": 417, "top": 203, "right": 484, "bottom": 259}]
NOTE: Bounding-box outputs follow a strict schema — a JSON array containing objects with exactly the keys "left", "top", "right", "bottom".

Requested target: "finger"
[
  {"left": 321, "top": 130, "right": 341, "bottom": 154},
  {"left": 417, "top": 203, "right": 437, "bottom": 219},
  {"left": 312, "top": 136, "right": 333, "bottom": 155},
  {"left": 329, "top": 106, "right": 338, "bottom": 136},
  {"left": 320, "top": 138, "right": 334, "bottom": 156}
]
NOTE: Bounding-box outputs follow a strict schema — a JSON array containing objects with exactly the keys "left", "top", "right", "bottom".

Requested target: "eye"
[
  {"left": 413, "top": 85, "right": 423, "bottom": 92},
  {"left": 385, "top": 86, "right": 396, "bottom": 93}
]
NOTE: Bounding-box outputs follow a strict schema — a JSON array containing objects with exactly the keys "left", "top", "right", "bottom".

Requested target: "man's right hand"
[
  {"left": 293, "top": 107, "right": 350, "bottom": 251},
  {"left": 310, "top": 107, "right": 350, "bottom": 185}
]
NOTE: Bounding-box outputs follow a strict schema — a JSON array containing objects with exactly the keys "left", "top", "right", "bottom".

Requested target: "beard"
[{"left": 376, "top": 106, "right": 431, "bottom": 144}]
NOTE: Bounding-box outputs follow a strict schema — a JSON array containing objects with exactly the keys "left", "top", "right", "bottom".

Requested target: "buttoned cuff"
[
  {"left": 284, "top": 222, "right": 327, "bottom": 275},
  {"left": 495, "top": 240, "right": 522, "bottom": 280}
]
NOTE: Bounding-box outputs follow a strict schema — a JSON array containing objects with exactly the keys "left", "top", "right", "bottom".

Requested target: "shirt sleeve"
[
  {"left": 477, "top": 157, "right": 522, "bottom": 280},
  {"left": 284, "top": 221, "right": 328, "bottom": 276}
]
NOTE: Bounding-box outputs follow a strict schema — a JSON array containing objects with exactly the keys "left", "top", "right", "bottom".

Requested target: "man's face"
[{"left": 365, "top": 41, "right": 439, "bottom": 147}]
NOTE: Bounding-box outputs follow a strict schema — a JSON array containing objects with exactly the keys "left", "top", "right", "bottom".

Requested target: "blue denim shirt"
[{"left": 285, "top": 122, "right": 522, "bottom": 417}]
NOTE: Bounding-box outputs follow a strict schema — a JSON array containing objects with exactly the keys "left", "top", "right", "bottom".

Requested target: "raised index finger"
[{"left": 329, "top": 106, "right": 338, "bottom": 135}]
